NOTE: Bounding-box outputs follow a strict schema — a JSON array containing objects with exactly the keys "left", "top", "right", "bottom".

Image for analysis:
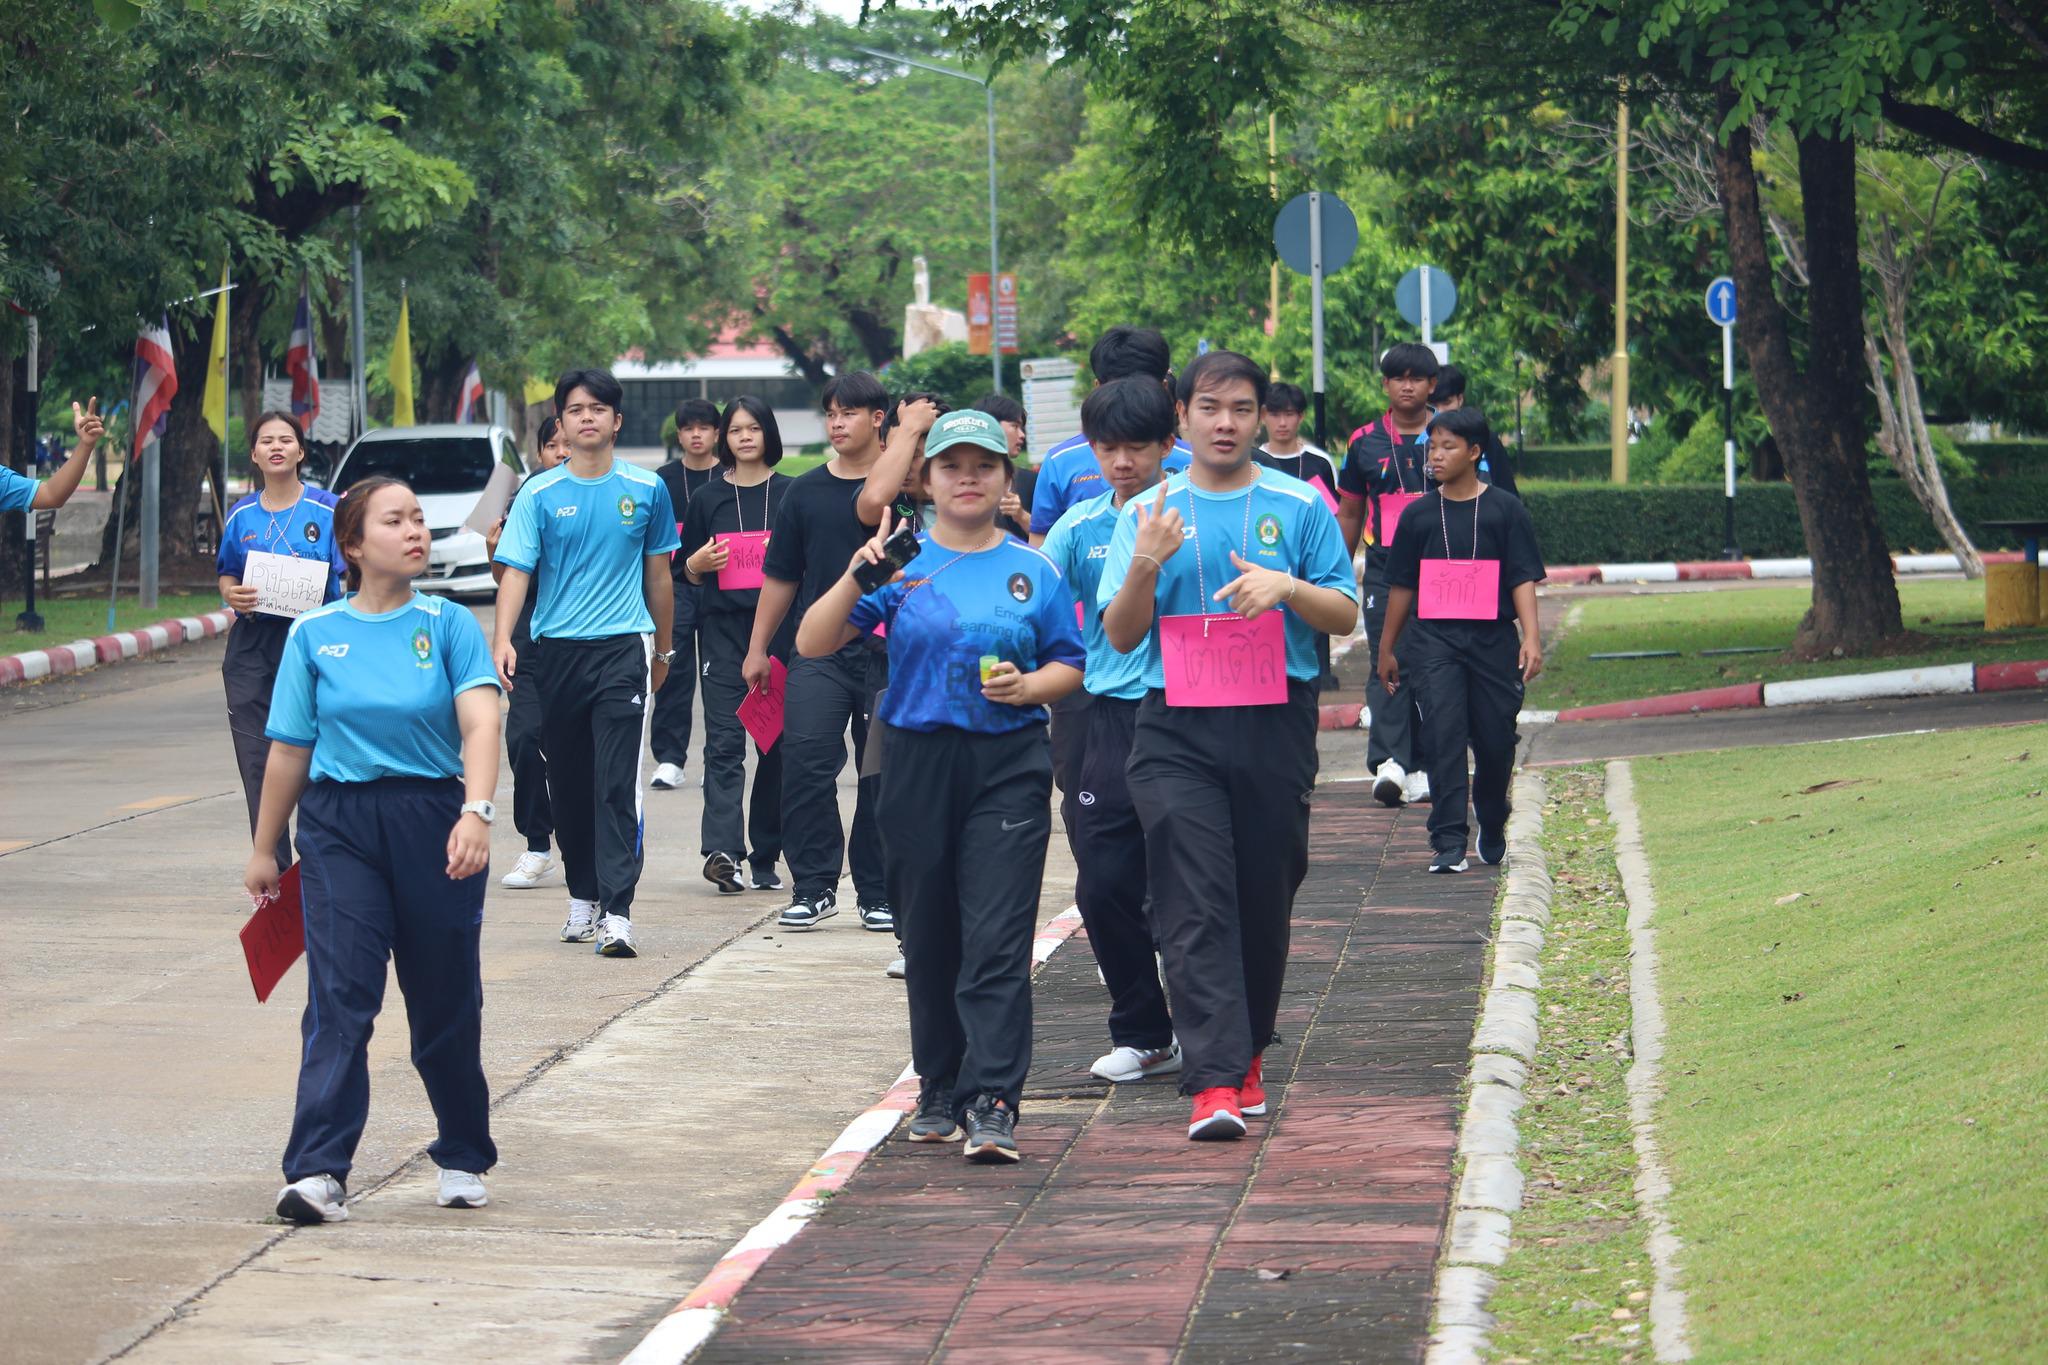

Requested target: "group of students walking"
[{"left": 167, "top": 320, "right": 1546, "bottom": 1219}]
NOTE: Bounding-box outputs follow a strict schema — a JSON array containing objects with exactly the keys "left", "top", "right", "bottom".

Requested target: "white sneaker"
[
  {"left": 1404, "top": 771, "right": 1432, "bottom": 804},
  {"left": 436, "top": 1169, "right": 489, "bottom": 1209},
  {"left": 559, "top": 897, "right": 599, "bottom": 943},
  {"left": 595, "top": 913, "right": 637, "bottom": 958},
  {"left": 1372, "top": 759, "right": 1407, "bottom": 807},
  {"left": 276, "top": 1174, "right": 348, "bottom": 1224},
  {"left": 1091, "top": 1041, "right": 1183, "bottom": 1082},
  {"left": 886, "top": 956, "right": 906, "bottom": 979},
  {"left": 650, "top": 762, "right": 685, "bottom": 790},
  {"left": 502, "top": 850, "right": 554, "bottom": 889}
]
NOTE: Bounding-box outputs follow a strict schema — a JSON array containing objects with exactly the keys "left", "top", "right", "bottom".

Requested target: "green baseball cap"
[{"left": 923, "top": 409, "right": 1012, "bottom": 459}]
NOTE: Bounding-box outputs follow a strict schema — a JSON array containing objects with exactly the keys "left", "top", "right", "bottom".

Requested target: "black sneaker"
[
  {"left": 702, "top": 851, "right": 744, "bottom": 894},
  {"left": 962, "top": 1095, "right": 1020, "bottom": 1164},
  {"left": 858, "top": 901, "right": 895, "bottom": 933},
  {"left": 747, "top": 863, "right": 785, "bottom": 892},
  {"left": 777, "top": 891, "right": 837, "bottom": 930},
  {"left": 1478, "top": 826, "right": 1507, "bottom": 866},
  {"left": 907, "top": 1091, "right": 961, "bottom": 1143},
  {"left": 1430, "top": 850, "right": 1470, "bottom": 874}
]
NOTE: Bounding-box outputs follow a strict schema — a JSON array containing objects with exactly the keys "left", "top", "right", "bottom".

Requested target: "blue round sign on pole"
[
  {"left": 1705, "top": 276, "right": 1737, "bottom": 327},
  {"left": 1273, "top": 192, "right": 1358, "bottom": 276},
  {"left": 1394, "top": 266, "right": 1457, "bottom": 329}
]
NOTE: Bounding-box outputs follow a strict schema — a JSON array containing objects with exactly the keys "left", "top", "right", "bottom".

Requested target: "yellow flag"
[
  {"left": 389, "top": 291, "right": 416, "bottom": 427},
  {"left": 522, "top": 376, "right": 555, "bottom": 407},
  {"left": 202, "top": 265, "right": 230, "bottom": 440}
]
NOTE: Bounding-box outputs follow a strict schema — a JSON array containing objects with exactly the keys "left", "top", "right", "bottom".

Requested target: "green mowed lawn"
[
  {"left": 5, "top": 591, "right": 227, "bottom": 645},
  {"left": 1530, "top": 579, "right": 2048, "bottom": 709},
  {"left": 1632, "top": 726, "right": 2048, "bottom": 1361}
]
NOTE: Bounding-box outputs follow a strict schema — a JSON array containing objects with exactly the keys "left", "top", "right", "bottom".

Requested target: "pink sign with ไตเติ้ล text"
[
  {"left": 1378, "top": 492, "right": 1421, "bottom": 540},
  {"left": 1160, "top": 611, "right": 1287, "bottom": 706},
  {"left": 715, "top": 530, "right": 771, "bottom": 590},
  {"left": 1418, "top": 558, "right": 1502, "bottom": 620}
]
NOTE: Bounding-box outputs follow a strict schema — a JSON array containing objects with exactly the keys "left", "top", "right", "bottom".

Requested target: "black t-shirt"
[
  {"left": 679, "top": 471, "right": 794, "bottom": 621},
  {"left": 1339, "top": 414, "right": 1433, "bottom": 574},
  {"left": 762, "top": 463, "right": 876, "bottom": 622},
  {"left": 1384, "top": 486, "right": 1546, "bottom": 639},
  {"left": 657, "top": 459, "right": 721, "bottom": 581},
  {"left": 1254, "top": 446, "right": 1339, "bottom": 495}
]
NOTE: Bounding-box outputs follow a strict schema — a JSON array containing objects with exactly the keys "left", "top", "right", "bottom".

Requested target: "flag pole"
[{"left": 219, "top": 266, "right": 231, "bottom": 541}]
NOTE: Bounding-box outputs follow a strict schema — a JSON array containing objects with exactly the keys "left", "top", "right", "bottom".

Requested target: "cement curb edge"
[
  {"left": 0, "top": 608, "right": 234, "bottom": 686},
  {"left": 1423, "top": 767, "right": 1551, "bottom": 1363}
]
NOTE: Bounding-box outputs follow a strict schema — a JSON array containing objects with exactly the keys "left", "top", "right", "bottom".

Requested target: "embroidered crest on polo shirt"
[
  {"left": 412, "top": 627, "right": 433, "bottom": 666},
  {"left": 304, "top": 522, "right": 321, "bottom": 544},
  {"left": 617, "top": 494, "right": 636, "bottom": 523},
  {"left": 1255, "top": 513, "right": 1282, "bottom": 549},
  {"left": 1007, "top": 572, "right": 1033, "bottom": 603}
]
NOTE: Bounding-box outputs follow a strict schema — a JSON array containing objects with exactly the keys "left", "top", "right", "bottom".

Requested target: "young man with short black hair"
[
  {"left": 1253, "top": 382, "right": 1337, "bottom": 493},
  {"left": 1430, "top": 365, "right": 1519, "bottom": 495},
  {"left": 494, "top": 369, "right": 677, "bottom": 958},
  {"left": 1336, "top": 342, "right": 1439, "bottom": 808},
  {"left": 749, "top": 371, "right": 895, "bottom": 936},
  {"left": 1100, "top": 350, "right": 1360, "bottom": 1143},
  {"left": 1028, "top": 326, "right": 1192, "bottom": 539},
  {"left": 649, "top": 397, "right": 723, "bottom": 791}
]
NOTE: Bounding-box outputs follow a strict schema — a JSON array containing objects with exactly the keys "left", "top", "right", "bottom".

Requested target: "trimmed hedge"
[
  {"left": 1958, "top": 441, "right": 2048, "bottom": 477},
  {"left": 1523, "top": 476, "right": 2048, "bottom": 565},
  {"left": 1518, "top": 444, "right": 1611, "bottom": 481}
]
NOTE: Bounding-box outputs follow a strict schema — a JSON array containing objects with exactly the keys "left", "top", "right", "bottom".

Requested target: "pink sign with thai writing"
[
  {"left": 1418, "top": 558, "right": 1502, "bottom": 620},
  {"left": 715, "top": 531, "right": 771, "bottom": 590},
  {"left": 1378, "top": 492, "right": 1422, "bottom": 541},
  {"left": 1159, "top": 611, "right": 1287, "bottom": 707},
  {"left": 737, "top": 656, "right": 787, "bottom": 751}
]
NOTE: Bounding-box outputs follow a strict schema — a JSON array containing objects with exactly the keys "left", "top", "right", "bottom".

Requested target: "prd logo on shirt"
[
  {"left": 1007, "top": 572, "right": 1033, "bottom": 603},
  {"left": 617, "top": 494, "right": 637, "bottom": 524},
  {"left": 411, "top": 627, "right": 433, "bottom": 667},
  {"left": 304, "top": 521, "right": 321, "bottom": 544},
  {"left": 1255, "top": 513, "right": 1283, "bottom": 549}
]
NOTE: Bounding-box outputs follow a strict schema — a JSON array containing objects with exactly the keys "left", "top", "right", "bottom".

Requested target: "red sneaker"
[
  {"left": 1239, "top": 1055, "right": 1267, "bottom": 1116},
  {"left": 1187, "top": 1087, "right": 1247, "bottom": 1141}
]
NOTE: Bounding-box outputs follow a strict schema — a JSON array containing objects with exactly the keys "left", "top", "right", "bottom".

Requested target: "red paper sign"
[
  {"left": 1310, "top": 476, "right": 1339, "bottom": 515},
  {"left": 1159, "top": 611, "right": 1287, "bottom": 707},
  {"left": 716, "top": 531, "right": 771, "bottom": 590},
  {"left": 1378, "top": 492, "right": 1421, "bottom": 542},
  {"left": 738, "top": 656, "right": 788, "bottom": 751},
  {"left": 1419, "top": 558, "right": 1502, "bottom": 619},
  {"left": 239, "top": 865, "right": 305, "bottom": 1004}
]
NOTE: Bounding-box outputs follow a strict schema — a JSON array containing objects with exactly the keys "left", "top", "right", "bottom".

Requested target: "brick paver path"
[{"left": 700, "top": 788, "right": 1501, "bottom": 1363}]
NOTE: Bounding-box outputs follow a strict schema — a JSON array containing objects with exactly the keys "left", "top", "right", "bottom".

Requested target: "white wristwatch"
[{"left": 461, "top": 800, "right": 496, "bottom": 824}]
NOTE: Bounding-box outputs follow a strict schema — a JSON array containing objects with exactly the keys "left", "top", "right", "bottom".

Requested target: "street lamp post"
[{"left": 856, "top": 46, "right": 1003, "bottom": 396}]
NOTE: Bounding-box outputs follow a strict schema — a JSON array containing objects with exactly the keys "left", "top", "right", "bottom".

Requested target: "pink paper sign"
[
  {"left": 1075, "top": 600, "right": 1085, "bottom": 630},
  {"left": 737, "top": 656, "right": 788, "bottom": 751},
  {"left": 1418, "top": 558, "right": 1502, "bottom": 620},
  {"left": 715, "top": 530, "right": 772, "bottom": 590},
  {"left": 1309, "top": 475, "right": 1339, "bottom": 514},
  {"left": 1160, "top": 611, "right": 1287, "bottom": 707},
  {"left": 1378, "top": 492, "right": 1421, "bottom": 541}
]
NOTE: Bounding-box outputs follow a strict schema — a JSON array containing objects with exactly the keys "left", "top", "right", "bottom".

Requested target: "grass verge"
[
  {"left": 5, "top": 591, "right": 226, "bottom": 644},
  {"left": 1485, "top": 765, "right": 1654, "bottom": 1362},
  {"left": 1633, "top": 724, "right": 2048, "bottom": 1361},
  {"left": 1529, "top": 579, "right": 2048, "bottom": 709}
]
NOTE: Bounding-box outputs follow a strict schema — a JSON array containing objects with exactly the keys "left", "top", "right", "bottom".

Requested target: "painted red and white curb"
[
  {"left": 1548, "top": 549, "right": 2045, "bottom": 587},
  {"left": 1553, "top": 657, "right": 2048, "bottom": 723},
  {"left": 0, "top": 608, "right": 233, "bottom": 687},
  {"left": 620, "top": 907, "right": 1086, "bottom": 1365}
]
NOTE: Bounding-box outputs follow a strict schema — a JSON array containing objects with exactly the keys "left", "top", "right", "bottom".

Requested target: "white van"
[{"left": 325, "top": 424, "right": 521, "bottom": 597}]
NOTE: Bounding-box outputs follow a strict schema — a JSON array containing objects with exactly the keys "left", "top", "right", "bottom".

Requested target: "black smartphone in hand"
[{"left": 854, "top": 523, "right": 921, "bottom": 593}]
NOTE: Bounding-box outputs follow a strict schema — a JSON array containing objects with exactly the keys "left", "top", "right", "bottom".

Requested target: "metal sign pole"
[
  {"left": 1309, "top": 191, "right": 1326, "bottom": 449},
  {"left": 1419, "top": 265, "right": 1433, "bottom": 346},
  {"left": 1722, "top": 321, "right": 1739, "bottom": 559}
]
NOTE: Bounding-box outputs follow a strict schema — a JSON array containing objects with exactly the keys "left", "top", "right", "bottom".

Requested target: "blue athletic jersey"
[
  {"left": 1029, "top": 434, "right": 1192, "bottom": 535},
  {"left": 494, "top": 459, "right": 678, "bottom": 640},
  {"left": 1098, "top": 465, "right": 1360, "bottom": 688},
  {"left": 849, "top": 534, "right": 1085, "bottom": 734},
  {"left": 1041, "top": 489, "right": 1150, "bottom": 701},
  {"left": 0, "top": 467, "right": 38, "bottom": 513},
  {"left": 215, "top": 488, "right": 346, "bottom": 610},
  {"left": 267, "top": 592, "right": 500, "bottom": 784}
]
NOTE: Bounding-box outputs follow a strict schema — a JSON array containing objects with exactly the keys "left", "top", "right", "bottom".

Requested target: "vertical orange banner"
[{"left": 967, "top": 273, "right": 993, "bottom": 355}]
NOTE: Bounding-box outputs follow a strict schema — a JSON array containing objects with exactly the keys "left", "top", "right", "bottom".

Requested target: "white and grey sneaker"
[
  {"left": 1372, "top": 759, "right": 1407, "bottom": 808},
  {"left": 858, "top": 901, "right": 895, "bottom": 933},
  {"left": 1404, "top": 771, "right": 1432, "bottom": 805},
  {"left": 595, "top": 913, "right": 637, "bottom": 957},
  {"left": 559, "top": 897, "right": 599, "bottom": 943},
  {"left": 276, "top": 1174, "right": 348, "bottom": 1224},
  {"left": 778, "top": 892, "right": 837, "bottom": 930},
  {"left": 650, "top": 762, "right": 685, "bottom": 790},
  {"left": 886, "top": 956, "right": 906, "bottom": 980},
  {"left": 502, "top": 850, "right": 555, "bottom": 889},
  {"left": 703, "top": 851, "right": 744, "bottom": 895},
  {"left": 1091, "top": 1041, "right": 1183, "bottom": 1083},
  {"left": 436, "top": 1169, "right": 489, "bottom": 1209}
]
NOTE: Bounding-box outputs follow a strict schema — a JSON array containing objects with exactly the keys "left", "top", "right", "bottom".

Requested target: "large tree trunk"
[
  {"left": 418, "top": 343, "right": 469, "bottom": 426},
  {"left": 157, "top": 322, "right": 220, "bottom": 560},
  {"left": 233, "top": 276, "right": 268, "bottom": 435},
  {"left": 1716, "top": 106, "right": 1903, "bottom": 655}
]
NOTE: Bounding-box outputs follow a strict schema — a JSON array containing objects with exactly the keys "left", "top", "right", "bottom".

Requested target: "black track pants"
[
  {"left": 223, "top": 615, "right": 294, "bottom": 870},
  {"left": 504, "top": 636, "right": 552, "bottom": 853},
  {"left": 697, "top": 611, "right": 783, "bottom": 869},
  {"left": 649, "top": 583, "right": 701, "bottom": 768},
  {"left": 780, "top": 644, "right": 886, "bottom": 903},
  {"left": 1069, "top": 697, "right": 1171, "bottom": 1050},
  {"left": 1362, "top": 583, "right": 1423, "bottom": 774},
  {"left": 532, "top": 633, "right": 652, "bottom": 916},
  {"left": 1405, "top": 627, "right": 1523, "bottom": 856}
]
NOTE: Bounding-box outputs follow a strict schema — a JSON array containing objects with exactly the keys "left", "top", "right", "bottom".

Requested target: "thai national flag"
[
  {"left": 455, "top": 361, "right": 485, "bottom": 424},
  {"left": 131, "top": 317, "right": 177, "bottom": 459},
  {"left": 286, "top": 284, "right": 321, "bottom": 425}
]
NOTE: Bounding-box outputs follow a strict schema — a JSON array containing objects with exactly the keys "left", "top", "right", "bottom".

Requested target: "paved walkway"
[{"left": 696, "top": 789, "right": 1501, "bottom": 1363}]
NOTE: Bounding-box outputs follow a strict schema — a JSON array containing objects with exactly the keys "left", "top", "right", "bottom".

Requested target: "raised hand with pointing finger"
[
  {"left": 22, "top": 397, "right": 104, "bottom": 510},
  {"left": 73, "top": 396, "right": 105, "bottom": 447},
  {"left": 1212, "top": 550, "right": 1295, "bottom": 620},
  {"left": 1129, "top": 478, "right": 1184, "bottom": 570}
]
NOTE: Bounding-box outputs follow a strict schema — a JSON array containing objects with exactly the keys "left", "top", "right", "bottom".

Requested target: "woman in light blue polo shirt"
[{"left": 243, "top": 476, "right": 503, "bottom": 1226}]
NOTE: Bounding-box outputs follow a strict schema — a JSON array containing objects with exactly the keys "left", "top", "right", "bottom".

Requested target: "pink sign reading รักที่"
[
  {"left": 1378, "top": 492, "right": 1422, "bottom": 541},
  {"left": 1418, "top": 558, "right": 1502, "bottom": 620},
  {"left": 737, "top": 656, "right": 788, "bottom": 751},
  {"left": 715, "top": 530, "right": 772, "bottom": 590},
  {"left": 1159, "top": 610, "right": 1287, "bottom": 707}
]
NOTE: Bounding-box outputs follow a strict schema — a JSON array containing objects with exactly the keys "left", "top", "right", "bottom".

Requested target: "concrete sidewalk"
[{"left": 687, "top": 789, "right": 1500, "bottom": 1363}]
